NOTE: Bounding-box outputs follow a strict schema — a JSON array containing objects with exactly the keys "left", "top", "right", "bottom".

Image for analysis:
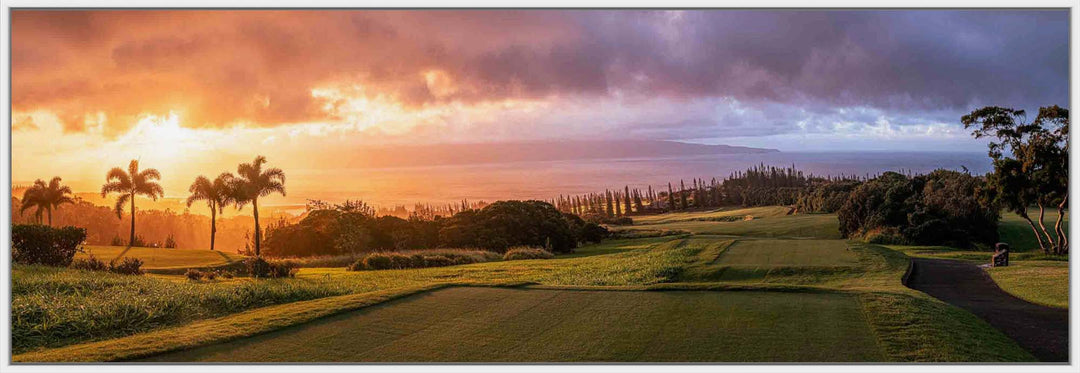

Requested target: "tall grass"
[{"left": 12, "top": 265, "right": 352, "bottom": 354}]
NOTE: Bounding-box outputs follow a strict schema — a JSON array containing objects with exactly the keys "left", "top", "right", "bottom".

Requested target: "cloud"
[{"left": 11, "top": 9, "right": 1069, "bottom": 140}]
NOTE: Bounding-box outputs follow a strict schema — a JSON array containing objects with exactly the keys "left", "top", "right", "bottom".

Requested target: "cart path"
[{"left": 905, "top": 258, "right": 1068, "bottom": 362}]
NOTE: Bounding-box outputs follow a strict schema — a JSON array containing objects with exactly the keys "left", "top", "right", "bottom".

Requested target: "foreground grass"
[
  {"left": 12, "top": 265, "right": 352, "bottom": 354},
  {"left": 987, "top": 261, "right": 1069, "bottom": 308},
  {"left": 859, "top": 292, "right": 1034, "bottom": 362},
  {"left": 139, "top": 287, "right": 883, "bottom": 362},
  {"left": 12, "top": 237, "right": 693, "bottom": 355},
  {"left": 14, "top": 207, "right": 1044, "bottom": 362}
]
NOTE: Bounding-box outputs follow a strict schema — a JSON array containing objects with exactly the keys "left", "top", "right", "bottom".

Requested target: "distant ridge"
[{"left": 344, "top": 140, "right": 778, "bottom": 168}]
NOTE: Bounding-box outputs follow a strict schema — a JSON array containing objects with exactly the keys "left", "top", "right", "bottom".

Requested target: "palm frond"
[
  {"left": 105, "top": 167, "right": 132, "bottom": 187},
  {"left": 101, "top": 181, "right": 128, "bottom": 197},
  {"left": 139, "top": 168, "right": 162, "bottom": 181},
  {"left": 139, "top": 182, "right": 165, "bottom": 200},
  {"left": 260, "top": 181, "right": 287, "bottom": 197},
  {"left": 113, "top": 193, "right": 131, "bottom": 219}
]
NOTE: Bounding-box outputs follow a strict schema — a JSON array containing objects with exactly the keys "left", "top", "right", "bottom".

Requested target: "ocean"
[{"left": 280, "top": 151, "right": 994, "bottom": 208}]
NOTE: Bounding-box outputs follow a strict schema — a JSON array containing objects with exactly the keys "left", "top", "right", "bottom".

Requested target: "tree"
[
  {"left": 101, "top": 160, "right": 163, "bottom": 247},
  {"left": 963, "top": 106, "right": 1069, "bottom": 254},
  {"left": 185, "top": 173, "right": 236, "bottom": 251},
  {"left": 19, "top": 177, "right": 75, "bottom": 226},
  {"left": 232, "top": 155, "right": 286, "bottom": 257}
]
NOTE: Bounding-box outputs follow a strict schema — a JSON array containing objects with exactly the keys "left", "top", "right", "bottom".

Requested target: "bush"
[
  {"left": 185, "top": 268, "right": 204, "bottom": 280},
  {"left": 363, "top": 253, "right": 395, "bottom": 270},
  {"left": 244, "top": 257, "right": 297, "bottom": 278},
  {"left": 503, "top": 247, "right": 555, "bottom": 261},
  {"left": 11, "top": 225, "right": 87, "bottom": 267},
  {"left": 346, "top": 249, "right": 501, "bottom": 271},
  {"left": 110, "top": 257, "right": 144, "bottom": 275},
  {"left": 70, "top": 255, "right": 108, "bottom": 272},
  {"left": 421, "top": 255, "right": 455, "bottom": 267},
  {"left": 164, "top": 234, "right": 177, "bottom": 249},
  {"left": 110, "top": 235, "right": 124, "bottom": 246}
]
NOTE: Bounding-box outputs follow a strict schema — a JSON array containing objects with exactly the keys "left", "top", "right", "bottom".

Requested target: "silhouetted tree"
[
  {"left": 185, "top": 172, "right": 236, "bottom": 251},
  {"left": 20, "top": 177, "right": 75, "bottom": 226},
  {"left": 101, "top": 160, "right": 164, "bottom": 247},
  {"left": 233, "top": 155, "right": 286, "bottom": 257}
]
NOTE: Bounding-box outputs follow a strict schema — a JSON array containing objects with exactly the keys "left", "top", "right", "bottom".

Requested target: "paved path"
[{"left": 906, "top": 258, "right": 1069, "bottom": 362}]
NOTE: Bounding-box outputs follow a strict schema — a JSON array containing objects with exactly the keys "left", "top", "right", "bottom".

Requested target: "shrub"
[
  {"left": 110, "top": 257, "right": 144, "bottom": 275},
  {"left": 110, "top": 235, "right": 124, "bottom": 246},
  {"left": 244, "top": 257, "right": 297, "bottom": 278},
  {"left": 130, "top": 235, "right": 148, "bottom": 248},
  {"left": 164, "top": 234, "right": 177, "bottom": 249},
  {"left": 11, "top": 225, "right": 86, "bottom": 267},
  {"left": 219, "top": 270, "right": 234, "bottom": 279},
  {"left": 185, "top": 268, "right": 204, "bottom": 281},
  {"left": 363, "top": 253, "right": 395, "bottom": 270},
  {"left": 422, "top": 255, "right": 455, "bottom": 267},
  {"left": 70, "top": 255, "right": 108, "bottom": 272},
  {"left": 346, "top": 258, "right": 366, "bottom": 271},
  {"left": 503, "top": 247, "right": 555, "bottom": 260}
]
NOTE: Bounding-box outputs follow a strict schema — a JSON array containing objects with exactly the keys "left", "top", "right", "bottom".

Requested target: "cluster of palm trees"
[
  {"left": 180, "top": 156, "right": 286, "bottom": 255},
  {"left": 18, "top": 177, "right": 76, "bottom": 226},
  {"left": 18, "top": 155, "right": 285, "bottom": 257}
]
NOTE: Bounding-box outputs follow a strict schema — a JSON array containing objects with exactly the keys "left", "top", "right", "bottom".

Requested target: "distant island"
[{"left": 343, "top": 140, "right": 779, "bottom": 168}]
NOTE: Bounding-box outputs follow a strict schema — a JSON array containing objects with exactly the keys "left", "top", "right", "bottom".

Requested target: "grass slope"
[
  {"left": 140, "top": 287, "right": 883, "bottom": 362},
  {"left": 987, "top": 261, "right": 1069, "bottom": 308}
]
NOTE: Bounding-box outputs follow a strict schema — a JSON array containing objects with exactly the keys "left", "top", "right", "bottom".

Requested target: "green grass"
[
  {"left": 632, "top": 206, "right": 792, "bottom": 225},
  {"left": 716, "top": 239, "right": 859, "bottom": 267},
  {"left": 998, "top": 208, "right": 1068, "bottom": 252},
  {"left": 859, "top": 292, "right": 1034, "bottom": 362},
  {"left": 139, "top": 287, "right": 883, "bottom": 362},
  {"left": 14, "top": 205, "right": 1045, "bottom": 363},
  {"left": 630, "top": 214, "right": 840, "bottom": 239},
  {"left": 79, "top": 245, "right": 245, "bottom": 270},
  {"left": 987, "top": 261, "right": 1069, "bottom": 308},
  {"left": 11, "top": 265, "right": 353, "bottom": 354}
]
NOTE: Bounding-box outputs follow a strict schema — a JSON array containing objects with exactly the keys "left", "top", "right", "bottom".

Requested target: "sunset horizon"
[{"left": 5, "top": 6, "right": 1073, "bottom": 368}]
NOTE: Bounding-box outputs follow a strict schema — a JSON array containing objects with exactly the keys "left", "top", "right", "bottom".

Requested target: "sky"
[{"left": 10, "top": 9, "right": 1070, "bottom": 199}]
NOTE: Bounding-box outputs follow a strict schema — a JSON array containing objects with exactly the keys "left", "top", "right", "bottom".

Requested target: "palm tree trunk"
[
  {"left": 210, "top": 207, "right": 217, "bottom": 251},
  {"left": 253, "top": 198, "right": 261, "bottom": 257},
  {"left": 130, "top": 191, "right": 136, "bottom": 247},
  {"left": 47, "top": 207, "right": 53, "bottom": 226}
]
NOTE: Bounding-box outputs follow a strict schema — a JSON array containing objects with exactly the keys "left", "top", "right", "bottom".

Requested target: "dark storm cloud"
[{"left": 12, "top": 10, "right": 1069, "bottom": 136}]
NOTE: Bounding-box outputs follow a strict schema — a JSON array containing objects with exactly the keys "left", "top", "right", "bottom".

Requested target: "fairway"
[
  {"left": 140, "top": 286, "right": 883, "bottom": 362},
  {"left": 718, "top": 239, "right": 859, "bottom": 267},
  {"left": 79, "top": 245, "right": 245, "bottom": 270},
  {"left": 630, "top": 214, "right": 841, "bottom": 239}
]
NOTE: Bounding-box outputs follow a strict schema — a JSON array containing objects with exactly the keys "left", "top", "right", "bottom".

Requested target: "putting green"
[{"left": 141, "top": 286, "right": 883, "bottom": 362}]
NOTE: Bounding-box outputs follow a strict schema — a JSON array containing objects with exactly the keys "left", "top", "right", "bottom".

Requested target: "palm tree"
[
  {"left": 19, "top": 177, "right": 75, "bottom": 226},
  {"left": 101, "top": 160, "right": 164, "bottom": 247},
  {"left": 233, "top": 155, "right": 285, "bottom": 257},
  {"left": 186, "top": 172, "right": 236, "bottom": 251}
]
